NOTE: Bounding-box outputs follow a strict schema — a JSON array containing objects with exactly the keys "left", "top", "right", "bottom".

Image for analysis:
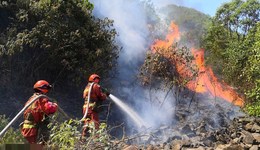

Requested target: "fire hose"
[
  {"left": 0, "top": 94, "right": 69, "bottom": 138},
  {"left": 80, "top": 82, "right": 94, "bottom": 121}
]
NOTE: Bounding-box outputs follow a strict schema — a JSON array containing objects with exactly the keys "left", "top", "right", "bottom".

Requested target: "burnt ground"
[
  {"left": 108, "top": 92, "right": 260, "bottom": 150},
  {"left": 118, "top": 115, "right": 260, "bottom": 150},
  {"left": 109, "top": 97, "right": 260, "bottom": 150}
]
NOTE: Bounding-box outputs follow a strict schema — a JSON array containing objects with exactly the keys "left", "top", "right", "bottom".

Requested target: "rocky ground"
[
  {"left": 105, "top": 94, "right": 260, "bottom": 150},
  {"left": 118, "top": 115, "right": 260, "bottom": 150}
]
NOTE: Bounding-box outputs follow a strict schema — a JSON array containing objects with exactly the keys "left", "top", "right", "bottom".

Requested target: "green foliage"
[
  {"left": 202, "top": 0, "right": 260, "bottom": 109},
  {"left": 47, "top": 119, "right": 81, "bottom": 150},
  {"left": 0, "top": 115, "right": 25, "bottom": 144},
  {"left": 241, "top": 24, "right": 260, "bottom": 109},
  {"left": 0, "top": 0, "right": 120, "bottom": 97},
  {"left": 246, "top": 80, "right": 260, "bottom": 101},
  {"left": 47, "top": 118, "right": 112, "bottom": 149},
  {"left": 84, "top": 122, "right": 112, "bottom": 149},
  {"left": 245, "top": 99, "right": 260, "bottom": 117}
]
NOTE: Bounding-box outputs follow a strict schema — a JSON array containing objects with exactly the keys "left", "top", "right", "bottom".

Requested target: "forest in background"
[{"left": 0, "top": 0, "right": 259, "bottom": 148}]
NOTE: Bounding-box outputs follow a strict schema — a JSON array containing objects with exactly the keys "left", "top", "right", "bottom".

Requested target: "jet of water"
[{"left": 109, "top": 94, "right": 148, "bottom": 128}]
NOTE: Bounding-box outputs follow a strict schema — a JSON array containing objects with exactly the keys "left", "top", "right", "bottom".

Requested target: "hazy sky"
[{"left": 151, "top": 0, "right": 232, "bottom": 16}]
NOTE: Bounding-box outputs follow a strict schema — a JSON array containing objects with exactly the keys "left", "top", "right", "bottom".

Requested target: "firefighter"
[
  {"left": 21, "top": 80, "right": 58, "bottom": 144},
  {"left": 82, "top": 74, "right": 110, "bottom": 137}
]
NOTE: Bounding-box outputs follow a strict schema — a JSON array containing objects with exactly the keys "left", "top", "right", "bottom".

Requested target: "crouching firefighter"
[
  {"left": 21, "top": 80, "right": 58, "bottom": 144},
  {"left": 82, "top": 74, "right": 110, "bottom": 137}
]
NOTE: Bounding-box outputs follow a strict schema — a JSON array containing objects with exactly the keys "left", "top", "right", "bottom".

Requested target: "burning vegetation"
[
  {"left": 1, "top": 0, "right": 260, "bottom": 149},
  {"left": 140, "top": 21, "right": 244, "bottom": 107}
]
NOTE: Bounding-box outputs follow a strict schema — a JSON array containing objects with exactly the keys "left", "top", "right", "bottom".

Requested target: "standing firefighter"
[
  {"left": 82, "top": 74, "right": 110, "bottom": 137},
  {"left": 21, "top": 80, "right": 58, "bottom": 144}
]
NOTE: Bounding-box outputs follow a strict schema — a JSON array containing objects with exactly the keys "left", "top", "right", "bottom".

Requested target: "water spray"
[
  {"left": 109, "top": 94, "right": 148, "bottom": 128},
  {"left": 80, "top": 84, "right": 146, "bottom": 128}
]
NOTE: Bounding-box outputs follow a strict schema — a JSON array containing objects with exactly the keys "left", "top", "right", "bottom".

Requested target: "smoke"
[
  {"left": 89, "top": 0, "right": 243, "bottom": 138},
  {"left": 89, "top": 0, "right": 175, "bottom": 131},
  {"left": 90, "top": 0, "right": 149, "bottom": 63}
]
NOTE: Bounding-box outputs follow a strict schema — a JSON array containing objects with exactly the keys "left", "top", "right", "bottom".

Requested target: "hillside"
[{"left": 1, "top": 0, "right": 260, "bottom": 149}]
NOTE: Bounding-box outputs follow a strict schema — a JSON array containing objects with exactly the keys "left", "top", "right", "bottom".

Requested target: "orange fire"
[
  {"left": 152, "top": 22, "right": 180, "bottom": 51},
  {"left": 151, "top": 22, "right": 244, "bottom": 107}
]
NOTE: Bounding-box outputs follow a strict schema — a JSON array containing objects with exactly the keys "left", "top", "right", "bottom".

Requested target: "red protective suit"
[
  {"left": 82, "top": 82, "right": 107, "bottom": 137},
  {"left": 21, "top": 93, "right": 58, "bottom": 144}
]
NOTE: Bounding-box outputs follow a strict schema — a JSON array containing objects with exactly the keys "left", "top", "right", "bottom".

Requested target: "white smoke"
[
  {"left": 89, "top": 0, "right": 175, "bottom": 130},
  {"left": 90, "top": 0, "right": 149, "bottom": 63}
]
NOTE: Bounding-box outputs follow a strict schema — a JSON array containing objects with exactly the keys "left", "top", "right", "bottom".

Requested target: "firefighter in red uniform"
[
  {"left": 82, "top": 74, "right": 109, "bottom": 137},
  {"left": 21, "top": 80, "right": 58, "bottom": 144}
]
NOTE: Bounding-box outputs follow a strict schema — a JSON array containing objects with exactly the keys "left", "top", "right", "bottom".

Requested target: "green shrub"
[
  {"left": 245, "top": 101, "right": 260, "bottom": 117},
  {"left": 47, "top": 117, "right": 113, "bottom": 149},
  {"left": 47, "top": 119, "right": 81, "bottom": 150},
  {"left": 0, "top": 115, "right": 25, "bottom": 144}
]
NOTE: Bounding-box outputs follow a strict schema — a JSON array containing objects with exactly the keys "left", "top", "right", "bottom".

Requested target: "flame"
[
  {"left": 152, "top": 22, "right": 180, "bottom": 51},
  {"left": 151, "top": 22, "right": 244, "bottom": 107}
]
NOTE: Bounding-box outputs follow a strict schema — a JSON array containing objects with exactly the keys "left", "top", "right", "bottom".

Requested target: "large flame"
[{"left": 151, "top": 22, "right": 244, "bottom": 107}]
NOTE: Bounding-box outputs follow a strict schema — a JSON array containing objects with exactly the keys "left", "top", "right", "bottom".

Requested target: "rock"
[
  {"left": 181, "top": 146, "right": 206, "bottom": 150},
  {"left": 230, "top": 132, "right": 237, "bottom": 138},
  {"left": 140, "top": 134, "right": 152, "bottom": 143},
  {"left": 251, "top": 123, "right": 260, "bottom": 132},
  {"left": 232, "top": 137, "right": 241, "bottom": 143},
  {"left": 171, "top": 140, "right": 185, "bottom": 150},
  {"left": 251, "top": 133, "right": 260, "bottom": 143},
  {"left": 249, "top": 145, "right": 259, "bottom": 150},
  {"left": 166, "top": 135, "right": 182, "bottom": 143},
  {"left": 116, "top": 116, "right": 260, "bottom": 150},
  {"left": 241, "top": 130, "right": 255, "bottom": 144},
  {"left": 122, "top": 145, "right": 138, "bottom": 150},
  {"left": 243, "top": 143, "right": 253, "bottom": 149},
  {"left": 238, "top": 117, "right": 255, "bottom": 124},
  {"left": 146, "top": 144, "right": 156, "bottom": 150},
  {"left": 244, "top": 122, "right": 254, "bottom": 131},
  {"left": 255, "top": 118, "right": 260, "bottom": 125},
  {"left": 202, "top": 140, "right": 212, "bottom": 147},
  {"left": 164, "top": 143, "right": 171, "bottom": 150},
  {"left": 181, "top": 124, "right": 194, "bottom": 134},
  {"left": 215, "top": 143, "right": 244, "bottom": 150}
]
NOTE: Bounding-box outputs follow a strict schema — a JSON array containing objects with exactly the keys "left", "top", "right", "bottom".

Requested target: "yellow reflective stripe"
[
  {"left": 89, "top": 103, "right": 95, "bottom": 107},
  {"left": 83, "top": 118, "right": 91, "bottom": 121},
  {"left": 83, "top": 103, "right": 95, "bottom": 107},
  {"left": 83, "top": 121, "right": 95, "bottom": 128},
  {"left": 23, "top": 124, "right": 36, "bottom": 129},
  {"left": 24, "top": 120, "right": 34, "bottom": 124}
]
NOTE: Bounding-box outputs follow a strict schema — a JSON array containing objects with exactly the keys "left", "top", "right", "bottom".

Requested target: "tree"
[
  {"left": 202, "top": 0, "right": 260, "bottom": 105},
  {"left": 0, "top": 0, "right": 120, "bottom": 97}
]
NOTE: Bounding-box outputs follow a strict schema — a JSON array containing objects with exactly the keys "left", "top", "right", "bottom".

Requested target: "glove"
[
  {"left": 101, "top": 87, "right": 110, "bottom": 96},
  {"left": 105, "top": 91, "right": 110, "bottom": 97},
  {"left": 45, "top": 102, "right": 58, "bottom": 114}
]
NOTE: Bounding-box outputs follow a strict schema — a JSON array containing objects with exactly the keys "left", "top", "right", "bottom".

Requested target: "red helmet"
[
  {"left": 88, "top": 74, "right": 100, "bottom": 82},
  {"left": 33, "top": 80, "right": 52, "bottom": 94}
]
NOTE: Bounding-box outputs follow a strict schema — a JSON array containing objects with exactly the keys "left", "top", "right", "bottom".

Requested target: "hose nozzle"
[{"left": 101, "top": 87, "right": 110, "bottom": 96}]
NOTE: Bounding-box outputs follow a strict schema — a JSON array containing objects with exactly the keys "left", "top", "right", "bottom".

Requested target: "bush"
[
  {"left": 47, "top": 117, "right": 113, "bottom": 149},
  {"left": 0, "top": 115, "right": 25, "bottom": 144},
  {"left": 245, "top": 102, "right": 260, "bottom": 117}
]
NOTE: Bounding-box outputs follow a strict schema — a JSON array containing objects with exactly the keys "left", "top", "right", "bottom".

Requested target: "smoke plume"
[
  {"left": 89, "top": 0, "right": 175, "bottom": 131},
  {"left": 89, "top": 0, "right": 243, "bottom": 138}
]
